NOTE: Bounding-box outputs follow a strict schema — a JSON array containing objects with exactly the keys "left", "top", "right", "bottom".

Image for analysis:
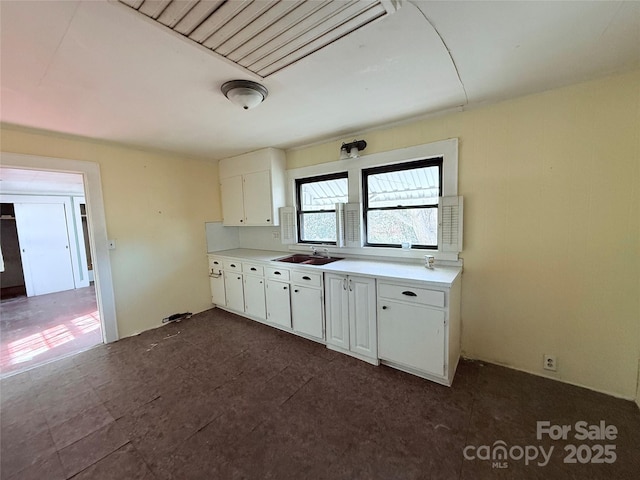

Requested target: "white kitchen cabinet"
[
  {"left": 220, "top": 175, "right": 245, "bottom": 226},
  {"left": 206, "top": 251, "right": 461, "bottom": 386},
  {"left": 291, "top": 270, "right": 324, "bottom": 340},
  {"left": 244, "top": 274, "right": 266, "bottom": 320},
  {"left": 243, "top": 171, "right": 273, "bottom": 225},
  {"left": 224, "top": 271, "right": 244, "bottom": 312},
  {"left": 325, "top": 274, "right": 349, "bottom": 350},
  {"left": 265, "top": 279, "right": 291, "bottom": 328},
  {"left": 208, "top": 257, "right": 225, "bottom": 306},
  {"left": 376, "top": 277, "right": 461, "bottom": 386},
  {"left": 378, "top": 301, "right": 445, "bottom": 377},
  {"left": 219, "top": 148, "right": 286, "bottom": 227},
  {"left": 291, "top": 285, "right": 323, "bottom": 339},
  {"left": 325, "top": 273, "right": 377, "bottom": 364}
]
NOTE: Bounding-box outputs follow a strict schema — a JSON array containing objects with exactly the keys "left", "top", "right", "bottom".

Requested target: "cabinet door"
[
  {"left": 348, "top": 276, "right": 377, "bottom": 359},
  {"left": 291, "top": 285, "right": 323, "bottom": 339},
  {"left": 242, "top": 170, "right": 273, "bottom": 226},
  {"left": 244, "top": 275, "right": 266, "bottom": 319},
  {"left": 208, "top": 258, "right": 225, "bottom": 305},
  {"left": 224, "top": 271, "right": 245, "bottom": 312},
  {"left": 221, "top": 175, "right": 245, "bottom": 226},
  {"left": 324, "top": 274, "right": 349, "bottom": 349},
  {"left": 209, "top": 271, "right": 226, "bottom": 306},
  {"left": 266, "top": 280, "right": 291, "bottom": 328},
  {"left": 377, "top": 300, "right": 445, "bottom": 376}
]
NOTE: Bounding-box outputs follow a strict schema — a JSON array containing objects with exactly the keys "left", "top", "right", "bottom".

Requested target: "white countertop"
[{"left": 209, "top": 248, "right": 461, "bottom": 287}]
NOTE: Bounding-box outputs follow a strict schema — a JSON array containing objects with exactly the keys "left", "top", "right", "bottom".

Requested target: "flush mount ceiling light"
[
  {"left": 221, "top": 80, "right": 268, "bottom": 110},
  {"left": 340, "top": 139, "right": 367, "bottom": 159}
]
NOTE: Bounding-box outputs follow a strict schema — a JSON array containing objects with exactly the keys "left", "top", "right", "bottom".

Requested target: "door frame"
[{"left": 0, "top": 152, "right": 118, "bottom": 343}]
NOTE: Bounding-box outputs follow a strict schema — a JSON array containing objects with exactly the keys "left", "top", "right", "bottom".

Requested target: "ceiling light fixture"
[
  {"left": 221, "top": 80, "right": 268, "bottom": 110},
  {"left": 340, "top": 139, "right": 367, "bottom": 159}
]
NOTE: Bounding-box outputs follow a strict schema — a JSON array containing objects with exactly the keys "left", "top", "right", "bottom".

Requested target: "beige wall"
[
  {"left": 288, "top": 70, "right": 640, "bottom": 400},
  {"left": 0, "top": 127, "right": 221, "bottom": 338}
]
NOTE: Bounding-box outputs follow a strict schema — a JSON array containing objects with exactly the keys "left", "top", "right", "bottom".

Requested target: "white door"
[
  {"left": 291, "top": 285, "right": 323, "bottom": 339},
  {"left": 244, "top": 275, "right": 266, "bottom": 319},
  {"left": 378, "top": 301, "right": 446, "bottom": 376},
  {"left": 220, "top": 175, "right": 245, "bottom": 226},
  {"left": 14, "top": 203, "right": 75, "bottom": 296},
  {"left": 224, "top": 271, "right": 244, "bottom": 312},
  {"left": 243, "top": 170, "right": 273, "bottom": 225},
  {"left": 265, "top": 280, "right": 291, "bottom": 328},
  {"left": 324, "top": 274, "right": 349, "bottom": 349},
  {"left": 348, "top": 276, "right": 377, "bottom": 359}
]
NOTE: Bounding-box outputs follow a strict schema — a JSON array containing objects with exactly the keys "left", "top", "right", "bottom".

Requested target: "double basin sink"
[{"left": 273, "top": 254, "right": 343, "bottom": 266}]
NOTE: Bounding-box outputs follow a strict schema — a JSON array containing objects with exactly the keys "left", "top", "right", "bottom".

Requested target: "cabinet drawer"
[
  {"left": 378, "top": 282, "right": 445, "bottom": 308},
  {"left": 265, "top": 266, "right": 290, "bottom": 281},
  {"left": 208, "top": 256, "right": 224, "bottom": 270},
  {"left": 223, "top": 259, "right": 242, "bottom": 271},
  {"left": 242, "top": 262, "right": 264, "bottom": 276},
  {"left": 291, "top": 270, "right": 322, "bottom": 288}
]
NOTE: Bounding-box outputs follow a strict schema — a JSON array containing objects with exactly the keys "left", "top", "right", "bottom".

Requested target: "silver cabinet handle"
[
  {"left": 402, "top": 291, "right": 417, "bottom": 297},
  {"left": 343, "top": 278, "right": 347, "bottom": 290},
  {"left": 302, "top": 276, "right": 311, "bottom": 281},
  {"left": 349, "top": 279, "right": 353, "bottom": 291}
]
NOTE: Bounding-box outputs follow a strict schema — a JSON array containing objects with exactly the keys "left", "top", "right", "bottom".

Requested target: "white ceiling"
[{"left": 1, "top": 1, "right": 638, "bottom": 161}]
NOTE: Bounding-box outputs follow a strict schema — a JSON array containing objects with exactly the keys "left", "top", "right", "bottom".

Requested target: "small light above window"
[{"left": 340, "top": 140, "right": 367, "bottom": 159}]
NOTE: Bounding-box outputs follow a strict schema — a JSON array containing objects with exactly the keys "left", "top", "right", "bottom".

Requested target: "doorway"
[{"left": 0, "top": 155, "right": 117, "bottom": 376}]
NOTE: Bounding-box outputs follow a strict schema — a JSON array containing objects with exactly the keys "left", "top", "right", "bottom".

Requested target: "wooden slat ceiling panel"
[
  {"left": 118, "top": 0, "right": 399, "bottom": 77},
  {"left": 237, "top": 1, "right": 362, "bottom": 69}
]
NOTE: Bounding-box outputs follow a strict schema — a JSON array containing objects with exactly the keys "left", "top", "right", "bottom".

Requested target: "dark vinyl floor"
[{"left": 1, "top": 308, "right": 638, "bottom": 480}]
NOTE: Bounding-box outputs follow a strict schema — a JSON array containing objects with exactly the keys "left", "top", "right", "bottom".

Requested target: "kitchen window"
[
  {"left": 362, "top": 158, "right": 443, "bottom": 249},
  {"left": 296, "top": 172, "right": 348, "bottom": 244}
]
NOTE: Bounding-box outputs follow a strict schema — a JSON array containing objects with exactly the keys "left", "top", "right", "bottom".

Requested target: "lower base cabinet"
[
  {"left": 378, "top": 301, "right": 445, "bottom": 377},
  {"left": 325, "top": 273, "right": 377, "bottom": 363},
  {"left": 224, "top": 271, "right": 244, "bottom": 312},
  {"left": 291, "top": 285, "right": 323, "bottom": 339},
  {"left": 376, "top": 277, "right": 461, "bottom": 385},
  {"left": 244, "top": 275, "right": 266, "bottom": 320},
  {"left": 265, "top": 279, "right": 291, "bottom": 328},
  {"left": 208, "top": 254, "right": 461, "bottom": 386},
  {"left": 208, "top": 256, "right": 225, "bottom": 305}
]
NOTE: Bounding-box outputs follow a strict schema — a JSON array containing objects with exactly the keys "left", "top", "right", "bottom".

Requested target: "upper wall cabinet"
[{"left": 219, "top": 148, "right": 286, "bottom": 226}]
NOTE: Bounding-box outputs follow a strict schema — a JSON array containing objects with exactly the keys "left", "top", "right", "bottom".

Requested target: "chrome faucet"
[{"left": 310, "top": 246, "right": 330, "bottom": 258}]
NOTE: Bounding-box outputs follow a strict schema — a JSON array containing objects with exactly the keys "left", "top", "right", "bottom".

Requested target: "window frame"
[
  {"left": 362, "top": 157, "right": 443, "bottom": 250},
  {"left": 295, "top": 171, "right": 348, "bottom": 245},
  {"left": 286, "top": 138, "right": 459, "bottom": 261}
]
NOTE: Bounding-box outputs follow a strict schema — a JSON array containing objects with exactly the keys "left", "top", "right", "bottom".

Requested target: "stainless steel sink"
[{"left": 273, "top": 254, "right": 343, "bottom": 266}]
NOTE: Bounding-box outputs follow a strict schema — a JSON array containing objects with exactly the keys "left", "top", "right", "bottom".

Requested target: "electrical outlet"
[
  {"left": 272, "top": 231, "right": 280, "bottom": 239},
  {"left": 543, "top": 354, "right": 557, "bottom": 371}
]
